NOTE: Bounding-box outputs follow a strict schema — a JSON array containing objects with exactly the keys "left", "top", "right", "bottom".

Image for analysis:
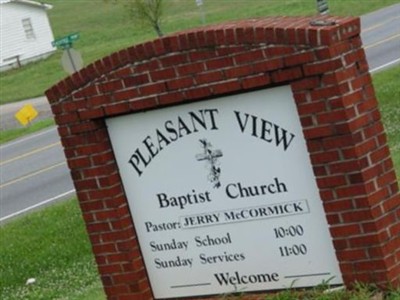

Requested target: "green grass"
[
  {"left": 0, "top": 199, "right": 105, "bottom": 300},
  {"left": 0, "top": 0, "right": 399, "bottom": 104},
  {"left": 373, "top": 66, "right": 400, "bottom": 177},
  {"left": 1, "top": 199, "right": 399, "bottom": 300}
]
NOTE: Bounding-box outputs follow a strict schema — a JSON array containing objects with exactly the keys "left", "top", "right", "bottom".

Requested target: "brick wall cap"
[{"left": 45, "top": 16, "right": 359, "bottom": 103}]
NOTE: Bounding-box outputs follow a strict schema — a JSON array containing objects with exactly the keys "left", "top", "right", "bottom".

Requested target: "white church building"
[{"left": 0, "top": 0, "right": 56, "bottom": 71}]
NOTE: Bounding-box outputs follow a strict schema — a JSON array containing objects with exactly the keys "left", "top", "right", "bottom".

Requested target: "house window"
[{"left": 22, "top": 18, "right": 35, "bottom": 40}]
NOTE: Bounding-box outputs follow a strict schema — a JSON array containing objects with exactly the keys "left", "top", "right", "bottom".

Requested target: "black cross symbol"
[
  {"left": 196, "top": 139, "right": 223, "bottom": 188},
  {"left": 195, "top": 140, "right": 223, "bottom": 163}
]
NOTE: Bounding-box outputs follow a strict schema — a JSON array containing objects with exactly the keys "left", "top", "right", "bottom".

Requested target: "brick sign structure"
[{"left": 46, "top": 16, "right": 399, "bottom": 299}]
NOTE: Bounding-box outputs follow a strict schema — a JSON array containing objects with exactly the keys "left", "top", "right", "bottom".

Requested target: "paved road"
[
  {"left": 0, "top": 128, "right": 75, "bottom": 221},
  {"left": 0, "top": 96, "right": 51, "bottom": 131},
  {"left": 361, "top": 3, "right": 400, "bottom": 71},
  {"left": 0, "top": 4, "right": 399, "bottom": 222}
]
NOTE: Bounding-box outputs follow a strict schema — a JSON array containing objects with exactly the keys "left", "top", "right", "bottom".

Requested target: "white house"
[{"left": 0, "top": 0, "right": 56, "bottom": 71}]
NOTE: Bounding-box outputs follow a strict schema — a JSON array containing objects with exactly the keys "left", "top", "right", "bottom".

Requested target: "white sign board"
[{"left": 106, "top": 86, "right": 343, "bottom": 299}]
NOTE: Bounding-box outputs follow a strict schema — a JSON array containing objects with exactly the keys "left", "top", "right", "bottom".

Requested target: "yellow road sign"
[{"left": 15, "top": 104, "right": 38, "bottom": 126}]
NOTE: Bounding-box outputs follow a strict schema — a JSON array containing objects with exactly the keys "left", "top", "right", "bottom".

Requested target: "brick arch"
[{"left": 46, "top": 15, "right": 399, "bottom": 300}]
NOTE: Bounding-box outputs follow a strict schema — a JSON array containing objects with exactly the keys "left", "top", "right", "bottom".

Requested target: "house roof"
[{"left": 0, "top": 0, "right": 52, "bottom": 10}]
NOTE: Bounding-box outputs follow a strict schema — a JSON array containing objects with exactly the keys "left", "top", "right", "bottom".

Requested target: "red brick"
[
  {"left": 332, "top": 238, "right": 349, "bottom": 250},
  {"left": 320, "top": 176, "right": 349, "bottom": 190},
  {"left": 241, "top": 74, "right": 271, "bottom": 89},
  {"left": 349, "top": 234, "right": 388, "bottom": 252},
  {"left": 150, "top": 68, "right": 176, "bottom": 81},
  {"left": 389, "top": 222, "right": 400, "bottom": 237},
  {"left": 322, "top": 133, "right": 359, "bottom": 149},
  {"left": 224, "top": 65, "right": 254, "bottom": 78},
  {"left": 94, "top": 208, "right": 121, "bottom": 221},
  {"left": 363, "top": 122, "right": 384, "bottom": 139},
  {"left": 160, "top": 53, "right": 188, "bottom": 67},
  {"left": 79, "top": 108, "right": 105, "bottom": 120},
  {"left": 313, "top": 165, "right": 328, "bottom": 176},
  {"left": 370, "top": 146, "right": 390, "bottom": 164},
  {"left": 355, "top": 259, "right": 387, "bottom": 272},
  {"left": 139, "top": 82, "right": 166, "bottom": 96},
  {"left": 337, "top": 249, "right": 368, "bottom": 261},
  {"left": 264, "top": 46, "right": 294, "bottom": 57},
  {"left": 84, "top": 165, "right": 119, "bottom": 180},
  {"left": 342, "top": 209, "right": 374, "bottom": 223},
  {"left": 310, "top": 150, "right": 340, "bottom": 164},
  {"left": 330, "top": 224, "right": 362, "bottom": 237},
  {"left": 98, "top": 263, "right": 122, "bottom": 274},
  {"left": 103, "top": 285, "right": 130, "bottom": 296},
  {"left": 104, "top": 195, "right": 127, "bottom": 209},
  {"left": 113, "top": 89, "right": 139, "bottom": 102},
  {"left": 189, "top": 49, "right": 216, "bottom": 62},
  {"left": 303, "top": 58, "right": 343, "bottom": 75},
  {"left": 217, "top": 45, "right": 246, "bottom": 56},
  {"left": 123, "top": 74, "right": 149, "bottom": 87},
  {"left": 87, "top": 95, "right": 109, "bottom": 107},
  {"left": 357, "top": 97, "right": 379, "bottom": 114},
  {"left": 195, "top": 70, "right": 224, "bottom": 85},
  {"left": 253, "top": 57, "right": 283, "bottom": 72},
  {"left": 234, "top": 49, "right": 264, "bottom": 64},
  {"left": 184, "top": 86, "right": 212, "bottom": 100},
  {"left": 297, "top": 101, "right": 326, "bottom": 115},
  {"left": 68, "top": 156, "right": 91, "bottom": 169},
  {"left": 177, "top": 62, "right": 204, "bottom": 76},
  {"left": 291, "top": 77, "right": 320, "bottom": 91},
  {"left": 61, "top": 135, "right": 86, "bottom": 148},
  {"left": 284, "top": 51, "right": 315, "bottom": 66},
  {"left": 87, "top": 222, "right": 111, "bottom": 233},
  {"left": 129, "top": 97, "right": 158, "bottom": 111},
  {"left": 79, "top": 197, "right": 104, "bottom": 212},
  {"left": 377, "top": 171, "right": 397, "bottom": 188},
  {"left": 303, "top": 125, "right": 335, "bottom": 139},
  {"left": 324, "top": 199, "right": 353, "bottom": 212},
  {"left": 271, "top": 67, "right": 302, "bottom": 83},
  {"left": 310, "top": 83, "right": 350, "bottom": 101},
  {"left": 134, "top": 60, "right": 159, "bottom": 73},
  {"left": 206, "top": 57, "right": 234, "bottom": 70},
  {"left": 102, "top": 228, "right": 135, "bottom": 244},
  {"left": 74, "top": 179, "right": 99, "bottom": 190},
  {"left": 382, "top": 195, "right": 400, "bottom": 213},
  {"left": 344, "top": 48, "right": 367, "bottom": 66},
  {"left": 351, "top": 73, "right": 372, "bottom": 90},
  {"left": 322, "top": 66, "right": 357, "bottom": 85},
  {"left": 117, "top": 240, "right": 137, "bottom": 252},
  {"left": 166, "top": 77, "right": 194, "bottom": 90},
  {"left": 55, "top": 113, "right": 79, "bottom": 125},
  {"left": 212, "top": 80, "right": 241, "bottom": 94},
  {"left": 293, "top": 92, "right": 308, "bottom": 104},
  {"left": 113, "top": 271, "right": 145, "bottom": 284},
  {"left": 104, "top": 103, "right": 130, "bottom": 116},
  {"left": 158, "top": 91, "right": 184, "bottom": 106}
]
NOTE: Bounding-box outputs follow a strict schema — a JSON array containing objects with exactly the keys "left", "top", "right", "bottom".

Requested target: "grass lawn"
[
  {"left": 373, "top": 66, "right": 400, "bottom": 175},
  {"left": 0, "top": 0, "right": 399, "bottom": 104},
  {"left": 0, "top": 199, "right": 104, "bottom": 300},
  {"left": 1, "top": 199, "right": 399, "bottom": 299}
]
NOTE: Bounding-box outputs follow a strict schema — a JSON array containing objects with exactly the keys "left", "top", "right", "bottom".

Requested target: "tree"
[{"left": 106, "top": 0, "right": 164, "bottom": 37}]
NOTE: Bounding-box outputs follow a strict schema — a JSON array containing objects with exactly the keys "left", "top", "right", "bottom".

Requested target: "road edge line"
[
  {"left": 0, "top": 189, "right": 76, "bottom": 223},
  {"left": 371, "top": 58, "right": 400, "bottom": 73}
]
